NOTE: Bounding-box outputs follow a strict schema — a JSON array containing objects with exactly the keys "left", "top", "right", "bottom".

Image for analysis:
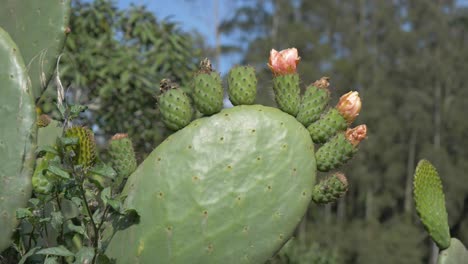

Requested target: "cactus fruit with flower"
[{"left": 106, "top": 47, "right": 367, "bottom": 263}]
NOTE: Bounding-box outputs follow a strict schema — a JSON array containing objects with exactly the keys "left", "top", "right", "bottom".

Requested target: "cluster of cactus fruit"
[
  {"left": 413, "top": 160, "right": 468, "bottom": 264},
  {"left": 104, "top": 48, "right": 367, "bottom": 263}
]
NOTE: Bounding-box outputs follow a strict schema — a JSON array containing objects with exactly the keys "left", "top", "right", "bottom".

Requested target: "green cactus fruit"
[
  {"left": 272, "top": 73, "right": 301, "bottom": 116},
  {"left": 227, "top": 65, "right": 257, "bottom": 105},
  {"left": 296, "top": 77, "right": 330, "bottom": 127},
  {"left": 307, "top": 108, "right": 347, "bottom": 144},
  {"left": 158, "top": 79, "right": 193, "bottom": 131},
  {"left": 108, "top": 133, "right": 137, "bottom": 189},
  {"left": 315, "top": 133, "right": 356, "bottom": 172},
  {"left": 0, "top": 0, "right": 71, "bottom": 101},
  {"left": 106, "top": 105, "right": 316, "bottom": 263},
  {"left": 0, "top": 27, "right": 36, "bottom": 252},
  {"left": 413, "top": 159, "right": 451, "bottom": 249},
  {"left": 64, "top": 127, "right": 97, "bottom": 169},
  {"left": 437, "top": 238, "right": 468, "bottom": 264},
  {"left": 192, "top": 59, "right": 224, "bottom": 115},
  {"left": 312, "top": 173, "right": 348, "bottom": 204}
]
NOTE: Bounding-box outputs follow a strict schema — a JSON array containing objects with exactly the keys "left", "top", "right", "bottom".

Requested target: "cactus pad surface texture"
[
  {"left": 0, "top": 27, "right": 36, "bottom": 252},
  {"left": 0, "top": 0, "right": 71, "bottom": 101},
  {"left": 437, "top": 238, "right": 468, "bottom": 264},
  {"left": 106, "top": 105, "right": 316, "bottom": 263}
]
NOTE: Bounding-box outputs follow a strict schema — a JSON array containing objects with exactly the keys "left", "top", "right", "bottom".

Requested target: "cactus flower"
[
  {"left": 268, "top": 48, "right": 300, "bottom": 76},
  {"left": 336, "top": 91, "right": 362, "bottom": 124},
  {"left": 345, "top": 125, "right": 367, "bottom": 146}
]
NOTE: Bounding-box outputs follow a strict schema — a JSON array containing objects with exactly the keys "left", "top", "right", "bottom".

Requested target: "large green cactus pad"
[
  {"left": 107, "top": 105, "right": 316, "bottom": 263},
  {"left": 437, "top": 238, "right": 468, "bottom": 264},
  {"left": 0, "top": 0, "right": 71, "bottom": 101},
  {"left": 0, "top": 27, "right": 36, "bottom": 251},
  {"left": 413, "top": 159, "right": 451, "bottom": 249}
]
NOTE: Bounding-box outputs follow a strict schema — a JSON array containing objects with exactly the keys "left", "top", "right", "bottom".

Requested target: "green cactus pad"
[
  {"left": 64, "top": 127, "right": 97, "bottom": 169},
  {"left": 159, "top": 88, "right": 193, "bottom": 131},
  {"left": 108, "top": 134, "right": 137, "bottom": 188},
  {"left": 0, "top": 0, "right": 71, "bottom": 101},
  {"left": 296, "top": 83, "right": 330, "bottom": 127},
  {"left": 307, "top": 108, "right": 347, "bottom": 144},
  {"left": 192, "top": 72, "right": 224, "bottom": 115},
  {"left": 413, "top": 160, "right": 451, "bottom": 249},
  {"left": 0, "top": 27, "right": 36, "bottom": 251},
  {"left": 272, "top": 74, "right": 301, "bottom": 116},
  {"left": 315, "top": 133, "right": 356, "bottom": 172},
  {"left": 437, "top": 238, "right": 468, "bottom": 264},
  {"left": 312, "top": 173, "right": 348, "bottom": 204},
  {"left": 106, "top": 105, "right": 316, "bottom": 263},
  {"left": 227, "top": 66, "right": 257, "bottom": 105}
]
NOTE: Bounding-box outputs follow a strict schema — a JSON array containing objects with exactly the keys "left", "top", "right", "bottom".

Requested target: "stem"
[{"left": 77, "top": 181, "right": 99, "bottom": 263}]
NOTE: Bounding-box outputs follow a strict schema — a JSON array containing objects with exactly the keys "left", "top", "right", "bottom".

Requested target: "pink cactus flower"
[
  {"left": 336, "top": 91, "right": 362, "bottom": 124},
  {"left": 268, "top": 48, "right": 300, "bottom": 76},
  {"left": 345, "top": 125, "right": 367, "bottom": 147}
]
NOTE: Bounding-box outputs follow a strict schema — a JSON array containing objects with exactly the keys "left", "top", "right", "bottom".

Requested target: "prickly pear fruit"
[
  {"left": 0, "top": 27, "right": 36, "bottom": 252},
  {"left": 227, "top": 66, "right": 257, "bottom": 105},
  {"left": 312, "top": 173, "right": 348, "bottom": 204},
  {"left": 413, "top": 159, "right": 450, "bottom": 249},
  {"left": 272, "top": 74, "right": 301, "bottom": 116},
  {"left": 158, "top": 79, "right": 193, "bottom": 131},
  {"left": 106, "top": 105, "right": 316, "bottom": 264},
  {"left": 307, "top": 108, "right": 347, "bottom": 144},
  {"left": 315, "top": 125, "right": 367, "bottom": 172},
  {"left": 64, "top": 127, "right": 97, "bottom": 169},
  {"left": 296, "top": 77, "right": 330, "bottom": 127},
  {"left": 108, "top": 133, "right": 137, "bottom": 189},
  {"left": 192, "top": 58, "right": 224, "bottom": 115}
]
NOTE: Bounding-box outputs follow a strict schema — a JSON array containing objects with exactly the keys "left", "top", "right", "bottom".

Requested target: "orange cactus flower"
[
  {"left": 336, "top": 91, "right": 362, "bottom": 124},
  {"left": 345, "top": 125, "right": 367, "bottom": 147},
  {"left": 268, "top": 48, "right": 300, "bottom": 76}
]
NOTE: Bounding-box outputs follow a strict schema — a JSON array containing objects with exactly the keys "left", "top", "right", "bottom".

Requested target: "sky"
[{"left": 116, "top": 0, "right": 238, "bottom": 74}]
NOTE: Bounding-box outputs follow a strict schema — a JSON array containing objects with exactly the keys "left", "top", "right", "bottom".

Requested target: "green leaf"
[
  {"left": 47, "top": 165, "right": 71, "bottom": 179},
  {"left": 16, "top": 208, "right": 33, "bottom": 219},
  {"left": 44, "top": 256, "right": 59, "bottom": 264},
  {"left": 36, "top": 246, "right": 75, "bottom": 257},
  {"left": 67, "top": 222, "right": 89, "bottom": 239},
  {"left": 59, "top": 136, "right": 79, "bottom": 146},
  {"left": 50, "top": 211, "right": 64, "bottom": 230},
  {"left": 69, "top": 104, "right": 88, "bottom": 119},
  {"left": 29, "top": 198, "right": 40, "bottom": 207},
  {"left": 73, "top": 247, "right": 95, "bottom": 264},
  {"left": 90, "top": 162, "right": 117, "bottom": 179},
  {"left": 113, "top": 209, "right": 140, "bottom": 231},
  {"left": 35, "top": 145, "right": 59, "bottom": 156},
  {"left": 18, "top": 247, "right": 40, "bottom": 264}
]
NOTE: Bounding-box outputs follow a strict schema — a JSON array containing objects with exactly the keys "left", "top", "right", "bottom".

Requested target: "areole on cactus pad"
[{"left": 106, "top": 105, "right": 317, "bottom": 263}]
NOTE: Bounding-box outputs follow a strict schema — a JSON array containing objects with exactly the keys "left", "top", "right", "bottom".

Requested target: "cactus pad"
[
  {"left": 106, "top": 105, "right": 316, "bottom": 263},
  {"left": 315, "top": 133, "right": 356, "bottom": 172},
  {"left": 437, "top": 238, "right": 468, "bottom": 264},
  {"left": 0, "top": 0, "right": 71, "bottom": 101},
  {"left": 272, "top": 74, "right": 301, "bottom": 116},
  {"left": 64, "top": 127, "right": 97, "bottom": 169},
  {"left": 192, "top": 72, "right": 224, "bottom": 115},
  {"left": 296, "top": 82, "right": 330, "bottom": 127},
  {"left": 307, "top": 108, "right": 347, "bottom": 144},
  {"left": 158, "top": 87, "right": 193, "bottom": 131},
  {"left": 227, "top": 66, "right": 257, "bottom": 105},
  {"left": 0, "top": 27, "right": 36, "bottom": 251},
  {"left": 413, "top": 159, "right": 451, "bottom": 249}
]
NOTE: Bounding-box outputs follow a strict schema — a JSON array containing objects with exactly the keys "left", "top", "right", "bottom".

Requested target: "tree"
[{"left": 39, "top": 0, "right": 203, "bottom": 158}]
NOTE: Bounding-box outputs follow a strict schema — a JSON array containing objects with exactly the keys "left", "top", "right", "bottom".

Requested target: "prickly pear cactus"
[
  {"left": 0, "top": 0, "right": 71, "bottom": 101},
  {"left": 107, "top": 48, "right": 367, "bottom": 263},
  {"left": 0, "top": 27, "right": 36, "bottom": 252},
  {"left": 413, "top": 159, "right": 451, "bottom": 249},
  {"left": 437, "top": 238, "right": 468, "bottom": 264}
]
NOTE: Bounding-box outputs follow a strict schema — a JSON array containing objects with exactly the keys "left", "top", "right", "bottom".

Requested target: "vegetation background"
[{"left": 38, "top": 0, "right": 468, "bottom": 263}]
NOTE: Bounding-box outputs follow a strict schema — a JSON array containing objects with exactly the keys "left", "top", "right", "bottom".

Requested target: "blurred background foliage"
[{"left": 38, "top": 0, "right": 468, "bottom": 263}]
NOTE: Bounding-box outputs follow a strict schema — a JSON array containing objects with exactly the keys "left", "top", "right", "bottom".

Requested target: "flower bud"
[
  {"left": 336, "top": 91, "right": 362, "bottom": 124},
  {"left": 345, "top": 125, "right": 367, "bottom": 146},
  {"left": 268, "top": 48, "right": 300, "bottom": 76}
]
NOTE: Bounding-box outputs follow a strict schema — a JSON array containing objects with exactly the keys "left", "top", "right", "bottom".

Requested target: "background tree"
[{"left": 39, "top": 0, "right": 204, "bottom": 158}]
